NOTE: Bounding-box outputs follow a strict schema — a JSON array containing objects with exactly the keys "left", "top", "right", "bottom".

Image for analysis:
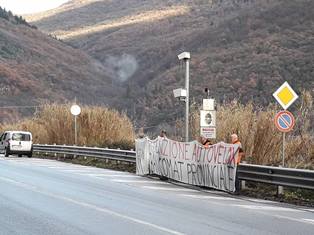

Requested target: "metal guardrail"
[
  {"left": 33, "top": 144, "right": 314, "bottom": 190},
  {"left": 33, "top": 144, "right": 136, "bottom": 163},
  {"left": 238, "top": 164, "right": 314, "bottom": 190}
]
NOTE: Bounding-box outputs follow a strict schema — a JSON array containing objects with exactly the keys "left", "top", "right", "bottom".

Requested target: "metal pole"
[
  {"left": 185, "top": 58, "right": 189, "bottom": 142},
  {"left": 74, "top": 97, "right": 78, "bottom": 146},
  {"left": 74, "top": 115, "right": 77, "bottom": 145},
  {"left": 282, "top": 132, "right": 285, "bottom": 167}
]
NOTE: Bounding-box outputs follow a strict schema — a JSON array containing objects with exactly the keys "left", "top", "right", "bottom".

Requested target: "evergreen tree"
[{"left": 0, "top": 6, "right": 35, "bottom": 28}]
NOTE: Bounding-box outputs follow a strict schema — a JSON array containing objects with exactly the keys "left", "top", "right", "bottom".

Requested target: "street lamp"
[{"left": 175, "top": 51, "right": 190, "bottom": 142}]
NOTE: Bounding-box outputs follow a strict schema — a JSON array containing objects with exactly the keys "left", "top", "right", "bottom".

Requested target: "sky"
[{"left": 0, "top": 0, "right": 69, "bottom": 14}]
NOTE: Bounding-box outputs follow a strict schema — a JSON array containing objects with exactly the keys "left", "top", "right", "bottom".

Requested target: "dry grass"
[
  {"left": 1, "top": 94, "right": 313, "bottom": 168},
  {"left": 189, "top": 91, "right": 314, "bottom": 168},
  {"left": 0, "top": 104, "right": 135, "bottom": 149}
]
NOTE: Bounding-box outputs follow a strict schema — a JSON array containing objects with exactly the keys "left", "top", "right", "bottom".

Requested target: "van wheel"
[
  {"left": 28, "top": 152, "right": 33, "bottom": 158},
  {"left": 18, "top": 154, "right": 23, "bottom": 158},
  {"left": 4, "top": 148, "right": 9, "bottom": 157}
]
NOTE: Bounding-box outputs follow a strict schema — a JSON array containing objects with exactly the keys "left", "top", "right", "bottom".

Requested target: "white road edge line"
[
  {"left": 142, "top": 186, "right": 196, "bottom": 192},
  {"left": 302, "top": 219, "right": 314, "bottom": 224},
  {"left": 111, "top": 179, "right": 169, "bottom": 184},
  {"left": 82, "top": 174, "right": 137, "bottom": 178},
  {"left": 0, "top": 176, "right": 184, "bottom": 235},
  {"left": 232, "top": 204, "right": 298, "bottom": 212},
  {"left": 182, "top": 194, "right": 238, "bottom": 201},
  {"left": 180, "top": 195, "right": 314, "bottom": 225}
]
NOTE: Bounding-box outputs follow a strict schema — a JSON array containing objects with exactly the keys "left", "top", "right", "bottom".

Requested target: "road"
[{"left": 0, "top": 156, "right": 313, "bottom": 235}]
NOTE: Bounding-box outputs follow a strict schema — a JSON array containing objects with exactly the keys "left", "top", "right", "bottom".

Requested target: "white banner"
[{"left": 136, "top": 137, "right": 239, "bottom": 192}]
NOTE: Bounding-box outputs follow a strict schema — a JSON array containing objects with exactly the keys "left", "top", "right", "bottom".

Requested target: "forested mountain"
[
  {"left": 0, "top": 7, "right": 120, "bottom": 122},
  {"left": 23, "top": 0, "right": 314, "bottom": 128}
]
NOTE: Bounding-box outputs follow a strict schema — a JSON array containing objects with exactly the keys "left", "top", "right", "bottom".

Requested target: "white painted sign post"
[
  {"left": 70, "top": 104, "right": 81, "bottom": 145},
  {"left": 200, "top": 99, "right": 216, "bottom": 139}
]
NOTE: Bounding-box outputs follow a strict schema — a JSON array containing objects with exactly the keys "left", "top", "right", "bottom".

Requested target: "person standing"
[
  {"left": 201, "top": 136, "right": 212, "bottom": 149},
  {"left": 231, "top": 133, "right": 244, "bottom": 164},
  {"left": 158, "top": 129, "right": 168, "bottom": 181},
  {"left": 159, "top": 130, "right": 167, "bottom": 138},
  {"left": 231, "top": 133, "right": 245, "bottom": 194}
]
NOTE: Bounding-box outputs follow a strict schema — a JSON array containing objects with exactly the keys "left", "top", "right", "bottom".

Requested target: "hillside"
[
  {"left": 26, "top": 0, "right": 314, "bottom": 129},
  {"left": 0, "top": 7, "right": 121, "bottom": 122}
]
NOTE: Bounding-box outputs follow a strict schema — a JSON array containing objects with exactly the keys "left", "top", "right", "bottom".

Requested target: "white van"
[{"left": 0, "top": 131, "right": 33, "bottom": 158}]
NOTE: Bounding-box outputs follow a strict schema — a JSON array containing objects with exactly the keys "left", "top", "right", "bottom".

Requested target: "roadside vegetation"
[
  {"left": 1, "top": 91, "right": 313, "bottom": 168},
  {"left": 0, "top": 104, "right": 135, "bottom": 149},
  {"left": 187, "top": 90, "right": 314, "bottom": 169},
  {"left": 1, "top": 97, "right": 313, "bottom": 205}
]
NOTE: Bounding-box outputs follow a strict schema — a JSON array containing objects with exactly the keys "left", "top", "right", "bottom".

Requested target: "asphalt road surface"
[{"left": 0, "top": 156, "right": 313, "bottom": 235}]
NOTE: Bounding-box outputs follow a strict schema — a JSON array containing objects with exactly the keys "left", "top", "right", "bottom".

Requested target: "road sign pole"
[
  {"left": 282, "top": 132, "right": 285, "bottom": 167},
  {"left": 71, "top": 103, "right": 81, "bottom": 146},
  {"left": 74, "top": 115, "right": 77, "bottom": 145},
  {"left": 273, "top": 82, "right": 298, "bottom": 168}
]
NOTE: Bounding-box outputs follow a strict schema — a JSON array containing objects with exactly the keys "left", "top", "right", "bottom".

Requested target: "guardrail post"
[
  {"left": 54, "top": 143, "right": 57, "bottom": 157},
  {"left": 63, "top": 144, "right": 66, "bottom": 159},
  {"left": 241, "top": 161, "right": 247, "bottom": 190},
  {"left": 45, "top": 143, "right": 48, "bottom": 156},
  {"left": 277, "top": 165, "right": 284, "bottom": 196}
]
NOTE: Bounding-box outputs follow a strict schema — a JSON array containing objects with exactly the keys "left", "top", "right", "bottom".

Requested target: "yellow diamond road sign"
[{"left": 273, "top": 82, "right": 298, "bottom": 110}]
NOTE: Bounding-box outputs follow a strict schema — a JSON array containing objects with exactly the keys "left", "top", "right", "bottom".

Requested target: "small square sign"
[
  {"left": 200, "top": 110, "right": 216, "bottom": 127},
  {"left": 203, "top": 99, "right": 215, "bottom": 110},
  {"left": 273, "top": 82, "right": 298, "bottom": 110},
  {"left": 200, "top": 127, "right": 216, "bottom": 139}
]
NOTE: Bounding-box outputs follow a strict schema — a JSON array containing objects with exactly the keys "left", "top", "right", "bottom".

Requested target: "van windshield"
[{"left": 12, "top": 133, "right": 31, "bottom": 141}]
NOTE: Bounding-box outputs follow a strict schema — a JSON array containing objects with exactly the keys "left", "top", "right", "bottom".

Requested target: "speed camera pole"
[
  {"left": 178, "top": 52, "right": 190, "bottom": 142},
  {"left": 185, "top": 57, "right": 189, "bottom": 142}
]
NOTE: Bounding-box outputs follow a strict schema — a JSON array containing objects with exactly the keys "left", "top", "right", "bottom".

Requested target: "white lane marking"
[
  {"left": 59, "top": 169, "right": 104, "bottom": 172},
  {"left": 302, "top": 219, "right": 314, "bottom": 224},
  {"left": 111, "top": 179, "right": 169, "bottom": 184},
  {"left": 60, "top": 169, "right": 129, "bottom": 173},
  {"left": 180, "top": 194, "right": 314, "bottom": 225},
  {"left": 35, "top": 165, "right": 65, "bottom": 167},
  {"left": 246, "top": 198, "right": 277, "bottom": 204},
  {"left": 142, "top": 186, "right": 196, "bottom": 192},
  {"left": 270, "top": 213, "right": 314, "bottom": 225},
  {"left": 233, "top": 204, "right": 298, "bottom": 212},
  {"left": 304, "top": 209, "right": 314, "bottom": 212},
  {"left": 0, "top": 176, "right": 184, "bottom": 235},
  {"left": 182, "top": 194, "right": 238, "bottom": 201},
  {"left": 1, "top": 159, "right": 68, "bottom": 167},
  {"left": 57, "top": 166, "right": 129, "bottom": 174},
  {"left": 60, "top": 165, "right": 100, "bottom": 169},
  {"left": 79, "top": 174, "right": 138, "bottom": 178},
  {"left": 48, "top": 166, "right": 76, "bottom": 169}
]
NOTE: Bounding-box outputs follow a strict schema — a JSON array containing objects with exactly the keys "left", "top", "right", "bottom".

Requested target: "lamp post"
[{"left": 178, "top": 52, "right": 190, "bottom": 142}]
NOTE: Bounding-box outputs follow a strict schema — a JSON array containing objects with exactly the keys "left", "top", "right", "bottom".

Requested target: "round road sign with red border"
[{"left": 274, "top": 111, "right": 295, "bottom": 132}]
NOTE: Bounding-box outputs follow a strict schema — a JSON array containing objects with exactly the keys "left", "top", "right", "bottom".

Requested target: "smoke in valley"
[{"left": 105, "top": 54, "right": 138, "bottom": 82}]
